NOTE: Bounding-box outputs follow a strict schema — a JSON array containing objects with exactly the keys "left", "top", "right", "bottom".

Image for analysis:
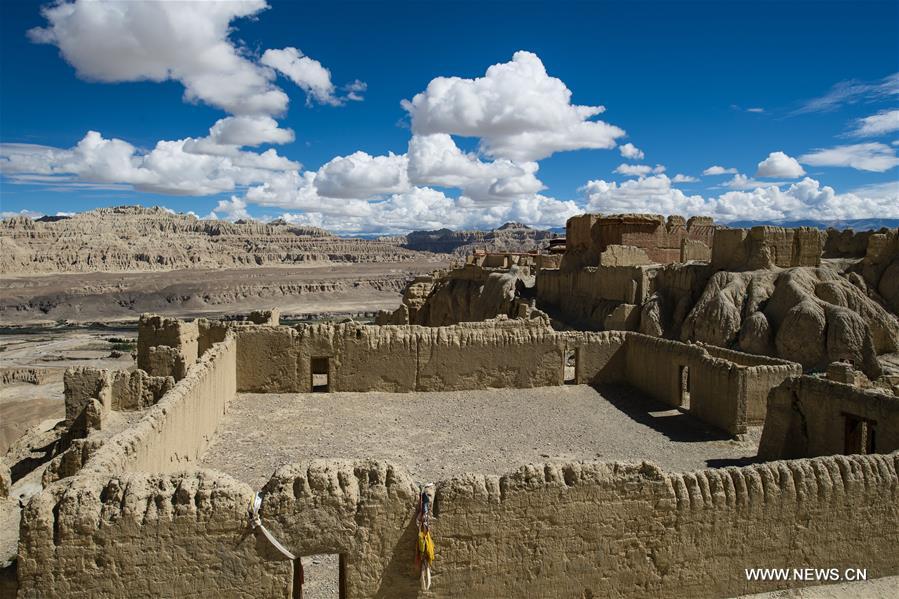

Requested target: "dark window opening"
[
  {"left": 292, "top": 554, "right": 346, "bottom": 599},
  {"left": 564, "top": 348, "right": 577, "bottom": 384},
  {"left": 679, "top": 365, "right": 690, "bottom": 408},
  {"left": 311, "top": 357, "right": 330, "bottom": 393},
  {"left": 844, "top": 414, "right": 877, "bottom": 455}
]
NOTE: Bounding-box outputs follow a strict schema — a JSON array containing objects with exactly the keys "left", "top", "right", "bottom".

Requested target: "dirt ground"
[
  {"left": 0, "top": 328, "right": 136, "bottom": 453},
  {"left": 0, "top": 261, "right": 443, "bottom": 324},
  {"left": 201, "top": 385, "right": 761, "bottom": 490}
]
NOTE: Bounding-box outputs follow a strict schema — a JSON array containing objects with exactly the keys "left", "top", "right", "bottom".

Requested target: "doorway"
[
  {"left": 844, "top": 414, "right": 876, "bottom": 455},
  {"left": 563, "top": 348, "right": 577, "bottom": 384},
  {"left": 311, "top": 357, "right": 330, "bottom": 392},
  {"left": 679, "top": 365, "right": 690, "bottom": 408},
  {"left": 292, "top": 553, "right": 346, "bottom": 599}
]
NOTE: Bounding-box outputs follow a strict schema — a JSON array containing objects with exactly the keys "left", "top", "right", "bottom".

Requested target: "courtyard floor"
[{"left": 200, "top": 384, "right": 761, "bottom": 489}]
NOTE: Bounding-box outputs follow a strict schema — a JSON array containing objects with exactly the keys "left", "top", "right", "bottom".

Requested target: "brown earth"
[
  {"left": 200, "top": 386, "right": 761, "bottom": 490},
  {"left": 0, "top": 330, "right": 136, "bottom": 453},
  {"left": 0, "top": 261, "right": 444, "bottom": 324}
]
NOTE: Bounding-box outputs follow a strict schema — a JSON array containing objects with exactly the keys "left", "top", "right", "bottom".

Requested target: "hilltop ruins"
[{"left": 1, "top": 212, "right": 898, "bottom": 597}]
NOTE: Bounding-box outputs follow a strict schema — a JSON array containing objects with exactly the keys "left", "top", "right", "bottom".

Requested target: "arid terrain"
[
  {"left": 0, "top": 261, "right": 444, "bottom": 324},
  {"left": 0, "top": 326, "right": 135, "bottom": 453},
  {"left": 201, "top": 386, "right": 760, "bottom": 489}
]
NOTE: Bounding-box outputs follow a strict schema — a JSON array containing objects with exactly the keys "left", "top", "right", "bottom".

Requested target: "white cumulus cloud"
[
  {"left": 671, "top": 174, "right": 698, "bottom": 183},
  {"left": 28, "top": 0, "right": 288, "bottom": 116},
  {"left": 756, "top": 151, "right": 805, "bottom": 178},
  {"left": 582, "top": 174, "right": 899, "bottom": 223},
  {"left": 0, "top": 131, "right": 299, "bottom": 196},
  {"left": 261, "top": 47, "right": 342, "bottom": 106},
  {"left": 613, "top": 163, "right": 664, "bottom": 176},
  {"left": 401, "top": 51, "right": 625, "bottom": 161},
  {"left": 314, "top": 151, "right": 410, "bottom": 199},
  {"left": 618, "top": 143, "right": 644, "bottom": 160}
]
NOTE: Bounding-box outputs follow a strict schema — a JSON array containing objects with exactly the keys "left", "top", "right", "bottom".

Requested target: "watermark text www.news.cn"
[{"left": 745, "top": 568, "right": 867, "bottom": 582}]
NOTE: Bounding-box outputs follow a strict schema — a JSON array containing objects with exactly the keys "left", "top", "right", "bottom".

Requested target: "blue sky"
[{"left": 0, "top": 0, "right": 897, "bottom": 233}]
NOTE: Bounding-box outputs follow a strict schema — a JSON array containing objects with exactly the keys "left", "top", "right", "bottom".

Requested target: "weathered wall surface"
[
  {"left": 537, "top": 266, "right": 650, "bottom": 330},
  {"left": 17, "top": 470, "right": 290, "bottom": 598},
  {"left": 18, "top": 455, "right": 899, "bottom": 598},
  {"left": 82, "top": 334, "right": 237, "bottom": 476},
  {"left": 759, "top": 375, "right": 899, "bottom": 460},
  {"left": 711, "top": 226, "right": 824, "bottom": 271},
  {"left": 235, "top": 320, "right": 567, "bottom": 393},
  {"left": 569, "top": 331, "right": 629, "bottom": 384},
  {"left": 623, "top": 335, "right": 798, "bottom": 435},
  {"left": 700, "top": 345, "right": 802, "bottom": 423},
  {"left": 109, "top": 370, "right": 174, "bottom": 411},
  {"left": 233, "top": 322, "right": 792, "bottom": 436},
  {"left": 137, "top": 314, "right": 199, "bottom": 379},
  {"left": 63, "top": 367, "right": 112, "bottom": 424},
  {"left": 562, "top": 214, "right": 715, "bottom": 268},
  {"left": 430, "top": 455, "right": 899, "bottom": 598}
]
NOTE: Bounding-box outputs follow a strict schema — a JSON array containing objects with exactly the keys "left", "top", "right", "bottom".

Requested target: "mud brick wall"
[
  {"left": 759, "top": 375, "right": 899, "bottom": 459},
  {"left": 137, "top": 313, "right": 199, "bottom": 376},
  {"left": 17, "top": 471, "right": 290, "bottom": 598},
  {"left": 82, "top": 334, "right": 237, "bottom": 475},
  {"left": 18, "top": 455, "right": 899, "bottom": 598}
]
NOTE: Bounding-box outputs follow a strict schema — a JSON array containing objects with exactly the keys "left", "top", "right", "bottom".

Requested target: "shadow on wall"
[{"left": 597, "top": 384, "right": 732, "bottom": 443}]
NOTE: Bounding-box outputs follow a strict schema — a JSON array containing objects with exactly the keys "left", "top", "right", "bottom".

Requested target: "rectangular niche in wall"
[{"left": 311, "top": 357, "right": 330, "bottom": 393}]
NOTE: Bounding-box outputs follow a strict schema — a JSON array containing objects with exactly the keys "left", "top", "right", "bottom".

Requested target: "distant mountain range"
[{"left": 726, "top": 218, "right": 899, "bottom": 230}]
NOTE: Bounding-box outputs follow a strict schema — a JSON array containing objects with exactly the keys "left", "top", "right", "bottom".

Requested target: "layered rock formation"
[
  {"left": 403, "top": 222, "right": 556, "bottom": 255},
  {"left": 0, "top": 206, "right": 436, "bottom": 274},
  {"left": 679, "top": 267, "right": 899, "bottom": 377},
  {"left": 377, "top": 264, "right": 546, "bottom": 326}
]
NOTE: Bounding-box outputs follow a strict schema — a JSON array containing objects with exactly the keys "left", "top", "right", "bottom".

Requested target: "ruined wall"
[
  {"left": 681, "top": 238, "right": 712, "bottom": 262},
  {"left": 537, "top": 262, "right": 715, "bottom": 335},
  {"left": 759, "top": 375, "right": 899, "bottom": 460},
  {"left": 198, "top": 317, "right": 231, "bottom": 357},
  {"left": 562, "top": 214, "right": 715, "bottom": 269},
  {"left": 537, "top": 266, "right": 650, "bottom": 329},
  {"left": 63, "top": 367, "right": 175, "bottom": 425},
  {"left": 232, "top": 322, "right": 791, "bottom": 436},
  {"left": 109, "top": 370, "right": 174, "bottom": 411},
  {"left": 624, "top": 335, "right": 692, "bottom": 408},
  {"left": 235, "top": 325, "right": 302, "bottom": 393},
  {"left": 430, "top": 456, "right": 899, "bottom": 598},
  {"left": 137, "top": 313, "right": 199, "bottom": 378},
  {"left": 700, "top": 345, "right": 803, "bottom": 424},
  {"left": 81, "top": 334, "right": 237, "bottom": 475},
  {"left": 622, "top": 335, "right": 796, "bottom": 435},
  {"left": 17, "top": 471, "right": 290, "bottom": 598},
  {"left": 711, "top": 226, "right": 825, "bottom": 271},
  {"left": 235, "top": 320, "right": 567, "bottom": 394},
  {"left": 19, "top": 455, "right": 899, "bottom": 598},
  {"left": 63, "top": 367, "right": 112, "bottom": 424},
  {"left": 567, "top": 331, "right": 629, "bottom": 385}
]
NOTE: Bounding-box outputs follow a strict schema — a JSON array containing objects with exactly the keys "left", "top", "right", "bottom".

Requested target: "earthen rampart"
[
  {"left": 78, "top": 333, "right": 237, "bottom": 476},
  {"left": 17, "top": 454, "right": 899, "bottom": 598}
]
